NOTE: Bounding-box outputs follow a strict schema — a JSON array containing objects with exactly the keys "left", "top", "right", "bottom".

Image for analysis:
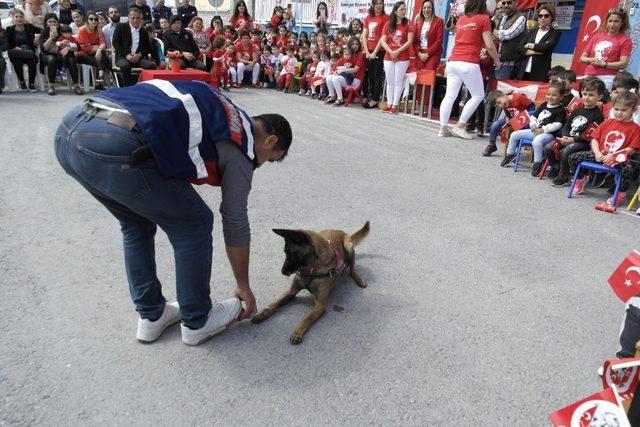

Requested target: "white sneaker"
[
  {"left": 450, "top": 126, "right": 473, "bottom": 140},
  {"left": 181, "top": 298, "right": 242, "bottom": 346},
  {"left": 437, "top": 127, "right": 451, "bottom": 137},
  {"left": 597, "top": 366, "right": 604, "bottom": 378},
  {"left": 136, "top": 301, "right": 181, "bottom": 343}
]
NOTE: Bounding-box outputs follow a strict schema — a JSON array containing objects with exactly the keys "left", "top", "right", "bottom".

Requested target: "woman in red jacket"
[
  {"left": 413, "top": 0, "right": 442, "bottom": 72},
  {"left": 76, "top": 11, "right": 108, "bottom": 90}
]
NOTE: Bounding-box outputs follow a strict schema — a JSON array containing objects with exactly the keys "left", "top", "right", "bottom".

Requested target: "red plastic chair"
[{"left": 409, "top": 70, "right": 436, "bottom": 118}]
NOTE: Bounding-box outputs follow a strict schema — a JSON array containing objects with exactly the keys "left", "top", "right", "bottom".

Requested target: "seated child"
[
  {"left": 309, "top": 50, "right": 331, "bottom": 98},
  {"left": 259, "top": 45, "right": 275, "bottom": 88},
  {"left": 276, "top": 45, "right": 298, "bottom": 91},
  {"left": 224, "top": 42, "right": 238, "bottom": 89},
  {"left": 483, "top": 90, "right": 533, "bottom": 156},
  {"left": 603, "top": 75, "right": 639, "bottom": 121},
  {"left": 501, "top": 80, "right": 567, "bottom": 176},
  {"left": 271, "top": 45, "right": 284, "bottom": 80},
  {"left": 298, "top": 51, "right": 317, "bottom": 95},
  {"left": 546, "top": 77, "right": 606, "bottom": 186},
  {"left": 568, "top": 92, "right": 640, "bottom": 206}
]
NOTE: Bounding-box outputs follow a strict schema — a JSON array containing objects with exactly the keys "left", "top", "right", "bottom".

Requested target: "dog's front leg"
[
  {"left": 252, "top": 281, "right": 301, "bottom": 324},
  {"left": 290, "top": 278, "right": 335, "bottom": 344}
]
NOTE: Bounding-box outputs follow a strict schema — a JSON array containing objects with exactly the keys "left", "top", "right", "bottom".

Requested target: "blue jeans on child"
[
  {"left": 54, "top": 104, "right": 215, "bottom": 329},
  {"left": 489, "top": 118, "right": 507, "bottom": 144},
  {"left": 506, "top": 129, "right": 555, "bottom": 163}
]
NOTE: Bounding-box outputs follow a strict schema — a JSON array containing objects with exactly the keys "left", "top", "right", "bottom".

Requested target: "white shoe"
[
  {"left": 136, "top": 301, "right": 181, "bottom": 343},
  {"left": 450, "top": 126, "right": 473, "bottom": 140},
  {"left": 597, "top": 366, "right": 604, "bottom": 378},
  {"left": 437, "top": 127, "right": 451, "bottom": 137},
  {"left": 181, "top": 298, "right": 242, "bottom": 346}
]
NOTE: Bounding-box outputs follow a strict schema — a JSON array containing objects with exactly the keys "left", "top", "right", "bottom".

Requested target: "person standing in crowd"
[
  {"left": 69, "top": 11, "right": 83, "bottom": 35},
  {"left": 314, "top": 2, "right": 331, "bottom": 33},
  {"left": 492, "top": 0, "right": 525, "bottom": 79},
  {"left": 54, "top": 81, "right": 292, "bottom": 345},
  {"left": 362, "top": 0, "right": 389, "bottom": 109},
  {"left": 57, "top": 0, "right": 73, "bottom": 25},
  {"left": 177, "top": 0, "right": 197, "bottom": 29},
  {"left": 6, "top": 9, "right": 40, "bottom": 92},
  {"left": 24, "top": 0, "right": 53, "bottom": 29},
  {"left": 512, "top": 3, "right": 560, "bottom": 82},
  {"left": 76, "top": 10, "right": 108, "bottom": 90},
  {"left": 152, "top": 0, "right": 172, "bottom": 30},
  {"left": 129, "top": 0, "right": 152, "bottom": 23},
  {"left": 206, "top": 15, "right": 223, "bottom": 39},
  {"left": 579, "top": 8, "right": 632, "bottom": 90},
  {"left": 413, "top": 0, "right": 443, "bottom": 72},
  {"left": 0, "top": 20, "right": 8, "bottom": 94},
  {"left": 103, "top": 7, "right": 120, "bottom": 52},
  {"left": 229, "top": 0, "right": 253, "bottom": 30},
  {"left": 163, "top": 15, "right": 206, "bottom": 70},
  {"left": 438, "top": 0, "right": 500, "bottom": 139},
  {"left": 112, "top": 7, "right": 157, "bottom": 86},
  {"left": 380, "top": 1, "right": 414, "bottom": 114}
]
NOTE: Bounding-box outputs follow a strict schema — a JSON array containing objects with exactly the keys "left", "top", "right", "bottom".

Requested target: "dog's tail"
[{"left": 350, "top": 221, "right": 370, "bottom": 246}]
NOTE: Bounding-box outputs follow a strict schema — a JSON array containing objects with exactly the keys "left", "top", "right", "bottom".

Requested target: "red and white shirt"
[
  {"left": 449, "top": 13, "right": 491, "bottom": 64},
  {"left": 281, "top": 55, "right": 298, "bottom": 75},
  {"left": 364, "top": 14, "right": 390, "bottom": 52},
  {"left": 591, "top": 119, "right": 640, "bottom": 154},
  {"left": 382, "top": 20, "right": 415, "bottom": 61},
  {"left": 235, "top": 41, "right": 255, "bottom": 62},
  {"left": 230, "top": 15, "right": 252, "bottom": 30},
  {"left": 505, "top": 92, "right": 532, "bottom": 118},
  {"left": 584, "top": 33, "right": 633, "bottom": 76}
]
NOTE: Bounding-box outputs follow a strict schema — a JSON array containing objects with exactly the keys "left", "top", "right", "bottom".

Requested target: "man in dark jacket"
[
  {"left": 112, "top": 7, "right": 157, "bottom": 86},
  {"left": 152, "top": 0, "right": 172, "bottom": 29},
  {"left": 176, "top": 0, "right": 197, "bottom": 29},
  {"left": 163, "top": 15, "right": 205, "bottom": 70},
  {"left": 492, "top": 0, "right": 526, "bottom": 79},
  {"left": 129, "top": 0, "right": 152, "bottom": 23}
]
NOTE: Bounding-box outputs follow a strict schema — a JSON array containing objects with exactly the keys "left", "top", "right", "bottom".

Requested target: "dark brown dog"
[{"left": 251, "top": 222, "right": 370, "bottom": 344}]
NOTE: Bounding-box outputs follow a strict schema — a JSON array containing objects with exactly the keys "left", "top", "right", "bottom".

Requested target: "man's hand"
[{"left": 235, "top": 286, "right": 256, "bottom": 320}]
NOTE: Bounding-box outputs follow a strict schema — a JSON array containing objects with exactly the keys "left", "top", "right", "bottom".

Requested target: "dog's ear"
[{"left": 272, "top": 229, "right": 311, "bottom": 245}]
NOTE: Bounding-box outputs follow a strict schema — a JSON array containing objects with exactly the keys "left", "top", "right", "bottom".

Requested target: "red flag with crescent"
[
  {"left": 581, "top": 122, "right": 599, "bottom": 140},
  {"left": 549, "top": 386, "right": 630, "bottom": 427},
  {"left": 608, "top": 250, "right": 640, "bottom": 302},
  {"left": 602, "top": 358, "right": 640, "bottom": 405},
  {"left": 566, "top": 97, "right": 584, "bottom": 116},
  {"left": 508, "top": 110, "right": 529, "bottom": 131},
  {"left": 570, "top": 0, "right": 619, "bottom": 75}
]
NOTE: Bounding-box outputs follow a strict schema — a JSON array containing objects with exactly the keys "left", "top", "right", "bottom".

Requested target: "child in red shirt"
[
  {"left": 568, "top": 92, "right": 640, "bottom": 205},
  {"left": 210, "top": 36, "right": 228, "bottom": 89},
  {"left": 276, "top": 45, "right": 298, "bottom": 91},
  {"left": 483, "top": 90, "right": 533, "bottom": 156}
]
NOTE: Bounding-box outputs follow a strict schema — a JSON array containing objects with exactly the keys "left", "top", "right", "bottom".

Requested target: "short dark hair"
[
  {"left": 581, "top": 77, "right": 606, "bottom": 95},
  {"left": 547, "top": 65, "right": 565, "bottom": 80},
  {"left": 465, "top": 0, "right": 487, "bottom": 16},
  {"left": 612, "top": 75, "right": 639, "bottom": 92},
  {"left": 560, "top": 70, "right": 576, "bottom": 83},
  {"left": 253, "top": 114, "right": 292, "bottom": 159},
  {"left": 488, "top": 90, "right": 506, "bottom": 107},
  {"left": 548, "top": 80, "right": 566, "bottom": 95}
]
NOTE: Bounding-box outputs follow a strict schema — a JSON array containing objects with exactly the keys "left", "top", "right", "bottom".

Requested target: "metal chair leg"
[{"left": 514, "top": 140, "right": 522, "bottom": 172}]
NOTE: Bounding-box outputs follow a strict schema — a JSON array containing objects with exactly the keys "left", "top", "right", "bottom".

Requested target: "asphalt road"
[{"left": 1, "top": 87, "right": 639, "bottom": 425}]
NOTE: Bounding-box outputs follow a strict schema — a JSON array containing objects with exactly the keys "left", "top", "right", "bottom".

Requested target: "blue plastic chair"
[
  {"left": 513, "top": 138, "right": 533, "bottom": 172},
  {"left": 567, "top": 161, "right": 622, "bottom": 201}
]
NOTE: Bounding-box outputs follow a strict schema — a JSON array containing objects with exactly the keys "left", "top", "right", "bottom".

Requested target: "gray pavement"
[{"left": 1, "top": 87, "right": 639, "bottom": 425}]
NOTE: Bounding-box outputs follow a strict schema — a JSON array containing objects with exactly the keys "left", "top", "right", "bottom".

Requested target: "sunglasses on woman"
[
  {"left": 537, "top": 13, "right": 550, "bottom": 18},
  {"left": 87, "top": 17, "right": 98, "bottom": 21}
]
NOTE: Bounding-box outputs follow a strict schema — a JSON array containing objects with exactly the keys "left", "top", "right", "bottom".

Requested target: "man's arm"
[{"left": 498, "top": 15, "right": 525, "bottom": 41}]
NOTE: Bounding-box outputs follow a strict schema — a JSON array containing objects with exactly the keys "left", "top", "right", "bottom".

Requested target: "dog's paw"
[
  {"left": 251, "top": 310, "right": 271, "bottom": 324},
  {"left": 356, "top": 280, "right": 367, "bottom": 288},
  {"left": 289, "top": 330, "right": 304, "bottom": 345}
]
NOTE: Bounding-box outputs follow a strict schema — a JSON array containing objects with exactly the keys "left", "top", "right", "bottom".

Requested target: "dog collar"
[{"left": 297, "top": 249, "right": 347, "bottom": 279}]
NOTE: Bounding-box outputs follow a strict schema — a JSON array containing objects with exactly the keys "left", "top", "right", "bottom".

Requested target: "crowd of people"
[{"left": 0, "top": 0, "right": 638, "bottom": 209}]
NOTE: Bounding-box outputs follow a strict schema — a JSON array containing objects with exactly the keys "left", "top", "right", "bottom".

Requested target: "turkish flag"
[
  {"left": 553, "top": 139, "right": 562, "bottom": 160},
  {"left": 608, "top": 251, "right": 640, "bottom": 302},
  {"left": 516, "top": 0, "right": 537, "bottom": 10},
  {"left": 581, "top": 122, "right": 599, "bottom": 140},
  {"left": 566, "top": 97, "right": 584, "bottom": 116},
  {"left": 549, "top": 386, "right": 630, "bottom": 427},
  {"left": 508, "top": 110, "right": 529, "bottom": 130},
  {"left": 570, "top": 0, "right": 620, "bottom": 75},
  {"left": 603, "top": 358, "right": 640, "bottom": 405},
  {"left": 604, "top": 149, "right": 629, "bottom": 168}
]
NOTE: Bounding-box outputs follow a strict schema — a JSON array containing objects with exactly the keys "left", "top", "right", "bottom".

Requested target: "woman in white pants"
[
  {"left": 379, "top": 1, "right": 415, "bottom": 114},
  {"left": 324, "top": 37, "right": 367, "bottom": 106},
  {"left": 438, "top": 0, "right": 500, "bottom": 139}
]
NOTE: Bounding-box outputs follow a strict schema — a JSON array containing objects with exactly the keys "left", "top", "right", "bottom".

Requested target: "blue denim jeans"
[
  {"left": 54, "top": 105, "right": 214, "bottom": 329},
  {"left": 506, "top": 129, "right": 555, "bottom": 162},
  {"left": 489, "top": 118, "right": 507, "bottom": 144}
]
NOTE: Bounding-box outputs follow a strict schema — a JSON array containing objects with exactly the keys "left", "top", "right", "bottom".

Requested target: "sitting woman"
[
  {"left": 324, "top": 37, "right": 366, "bottom": 106},
  {"left": 187, "top": 17, "right": 212, "bottom": 69},
  {"left": 512, "top": 3, "right": 561, "bottom": 82},
  {"left": 39, "top": 13, "right": 82, "bottom": 95},
  {"left": 76, "top": 10, "right": 108, "bottom": 90},
  {"left": 6, "top": 9, "right": 40, "bottom": 92}
]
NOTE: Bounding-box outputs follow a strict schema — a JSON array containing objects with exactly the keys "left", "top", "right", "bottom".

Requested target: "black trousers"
[
  {"left": 178, "top": 57, "right": 206, "bottom": 71},
  {"left": 0, "top": 55, "right": 5, "bottom": 90},
  {"left": 116, "top": 57, "right": 157, "bottom": 87},
  {"left": 543, "top": 141, "right": 589, "bottom": 179},
  {"left": 365, "top": 51, "right": 384, "bottom": 103},
  {"left": 8, "top": 49, "right": 37, "bottom": 85},
  {"left": 77, "top": 52, "right": 109, "bottom": 73}
]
